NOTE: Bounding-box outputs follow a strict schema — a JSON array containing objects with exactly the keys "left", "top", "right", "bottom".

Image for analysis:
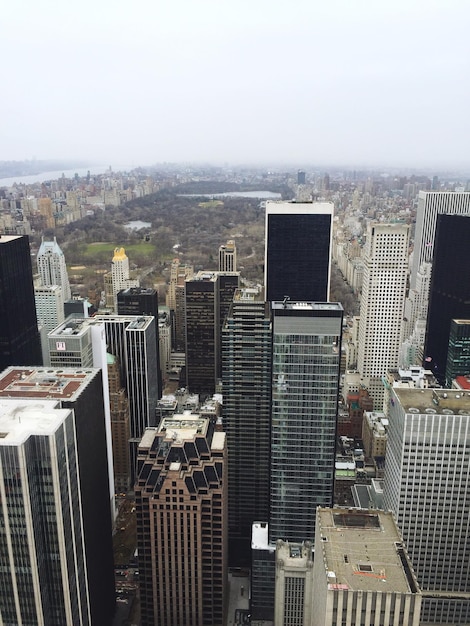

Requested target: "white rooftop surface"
[
  {"left": 211, "top": 431, "right": 225, "bottom": 451},
  {"left": 251, "top": 522, "right": 275, "bottom": 551},
  {"left": 266, "top": 200, "right": 334, "bottom": 215},
  {"left": 0, "top": 400, "right": 69, "bottom": 444}
]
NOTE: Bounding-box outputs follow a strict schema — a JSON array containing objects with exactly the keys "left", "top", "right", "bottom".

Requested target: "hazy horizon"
[{"left": 2, "top": 0, "right": 469, "bottom": 170}]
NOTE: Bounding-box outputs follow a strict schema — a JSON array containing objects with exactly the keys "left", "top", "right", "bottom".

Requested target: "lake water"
[
  {"left": 125, "top": 220, "right": 152, "bottom": 231},
  {"left": 180, "top": 191, "right": 282, "bottom": 199}
]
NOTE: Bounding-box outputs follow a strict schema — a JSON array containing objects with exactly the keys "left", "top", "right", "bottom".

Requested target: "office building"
[
  {"left": 0, "top": 367, "right": 115, "bottom": 625},
  {"left": 357, "top": 223, "right": 409, "bottom": 408},
  {"left": 35, "top": 284, "right": 65, "bottom": 365},
  {"left": 158, "top": 308, "right": 172, "bottom": 380},
  {"left": 0, "top": 400, "right": 91, "bottom": 625},
  {"left": 136, "top": 414, "right": 227, "bottom": 626},
  {"left": 274, "top": 540, "right": 314, "bottom": 626},
  {"left": 264, "top": 201, "right": 333, "bottom": 302},
  {"left": 0, "top": 234, "right": 42, "bottom": 370},
  {"left": 185, "top": 271, "right": 239, "bottom": 396},
  {"left": 251, "top": 522, "right": 276, "bottom": 623},
  {"left": 222, "top": 288, "right": 272, "bottom": 563},
  {"left": 37, "top": 236, "right": 71, "bottom": 300},
  {"left": 108, "top": 247, "right": 139, "bottom": 310},
  {"left": 411, "top": 191, "right": 470, "bottom": 289},
  {"left": 424, "top": 214, "right": 470, "bottom": 384},
  {"left": 108, "top": 353, "right": 131, "bottom": 492},
  {"left": 383, "top": 388, "right": 470, "bottom": 624},
  {"left": 445, "top": 319, "right": 470, "bottom": 387},
  {"left": 166, "top": 258, "right": 193, "bottom": 351},
  {"left": 117, "top": 286, "right": 162, "bottom": 396},
  {"left": 218, "top": 239, "right": 237, "bottom": 272},
  {"left": 269, "top": 301, "right": 343, "bottom": 544},
  {"left": 312, "top": 508, "right": 421, "bottom": 626}
]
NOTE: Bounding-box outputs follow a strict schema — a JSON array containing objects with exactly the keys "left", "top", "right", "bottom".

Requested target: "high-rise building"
[
  {"left": 264, "top": 201, "right": 333, "bottom": 302},
  {"left": 0, "top": 400, "right": 91, "bottom": 625},
  {"left": 136, "top": 414, "right": 227, "bottom": 626},
  {"left": 383, "top": 387, "right": 470, "bottom": 624},
  {"left": 94, "top": 314, "right": 159, "bottom": 478},
  {"left": 222, "top": 288, "right": 272, "bottom": 563},
  {"left": 312, "top": 508, "right": 421, "bottom": 626},
  {"left": 108, "top": 247, "right": 139, "bottom": 310},
  {"left": 411, "top": 191, "right": 470, "bottom": 289},
  {"left": 269, "top": 301, "right": 343, "bottom": 544},
  {"left": 35, "top": 284, "right": 65, "bottom": 365},
  {"left": 0, "top": 367, "right": 115, "bottom": 625},
  {"left": 424, "top": 214, "right": 470, "bottom": 384},
  {"left": 107, "top": 353, "right": 131, "bottom": 493},
  {"left": 185, "top": 271, "right": 239, "bottom": 396},
  {"left": 357, "top": 223, "right": 409, "bottom": 408},
  {"left": 0, "top": 234, "right": 42, "bottom": 370},
  {"left": 166, "top": 258, "right": 193, "bottom": 351},
  {"left": 274, "top": 540, "right": 314, "bottom": 626},
  {"left": 117, "top": 286, "right": 162, "bottom": 396},
  {"left": 218, "top": 239, "right": 237, "bottom": 272},
  {"left": 445, "top": 319, "right": 470, "bottom": 387},
  {"left": 37, "top": 236, "right": 71, "bottom": 300}
]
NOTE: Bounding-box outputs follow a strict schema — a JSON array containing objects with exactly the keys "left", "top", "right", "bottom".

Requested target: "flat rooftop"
[
  {"left": 158, "top": 413, "right": 208, "bottom": 441},
  {"left": 317, "top": 508, "right": 419, "bottom": 594},
  {"left": 272, "top": 301, "right": 343, "bottom": 312},
  {"left": 265, "top": 200, "right": 334, "bottom": 215},
  {"left": 393, "top": 388, "right": 470, "bottom": 414},
  {"left": 0, "top": 367, "right": 99, "bottom": 401},
  {"left": 0, "top": 399, "right": 71, "bottom": 445}
]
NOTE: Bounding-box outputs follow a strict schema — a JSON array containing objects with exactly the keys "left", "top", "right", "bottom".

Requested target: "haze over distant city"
[{"left": 2, "top": 0, "right": 469, "bottom": 170}]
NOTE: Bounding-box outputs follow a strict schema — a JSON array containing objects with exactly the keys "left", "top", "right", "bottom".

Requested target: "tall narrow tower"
[
  {"left": 222, "top": 288, "right": 272, "bottom": 563},
  {"left": 269, "top": 301, "right": 343, "bottom": 544},
  {"left": 357, "top": 223, "right": 409, "bottom": 408},
  {"left": 0, "top": 234, "right": 42, "bottom": 369},
  {"left": 264, "top": 201, "right": 333, "bottom": 302},
  {"left": 218, "top": 239, "right": 237, "bottom": 272},
  {"left": 37, "top": 237, "right": 71, "bottom": 300}
]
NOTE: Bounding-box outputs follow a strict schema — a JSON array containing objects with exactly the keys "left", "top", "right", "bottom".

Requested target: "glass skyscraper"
[{"left": 269, "top": 301, "right": 343, "bottom": 544}]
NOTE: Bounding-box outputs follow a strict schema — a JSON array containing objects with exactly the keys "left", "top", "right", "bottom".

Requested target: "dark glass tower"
[
  {"left": 264, "top": 201, "right": 333, "bottom": 303},
  {"left": 0, "top": 235, "right": 42, "bottom": 369},
  {"left": 424, "top": 214, "right": 470, "bottom": 384},
  {"left": 222, "top": 288, "right": 272, "bottom": 565}
]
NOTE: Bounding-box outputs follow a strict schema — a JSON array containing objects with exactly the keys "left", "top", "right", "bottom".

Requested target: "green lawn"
[{"left": 82, "top": 241, "right": 156, "bottom": 258}]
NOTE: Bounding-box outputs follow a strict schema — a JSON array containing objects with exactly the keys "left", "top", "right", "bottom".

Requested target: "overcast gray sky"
[{"left": 1, "top": 0, "right": 469, "bottom": 169}]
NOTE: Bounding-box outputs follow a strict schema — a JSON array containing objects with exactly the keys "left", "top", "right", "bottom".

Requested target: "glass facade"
[{"left": 269, "top": 303, "right": 342, "bottom": 544}]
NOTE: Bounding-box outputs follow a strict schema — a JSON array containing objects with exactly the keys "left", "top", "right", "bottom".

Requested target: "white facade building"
[
  {"left": 357, "top": 223, "right": 409, "bottom": 408},
  {"left": 383, "top": 387, "right": 470, "bottom": 624},
  {"left": 37, "top": 237, "right": 71, "bottom": 300},
  {"left": 110, "top": 247, "right": 139, "bottom": 310}
]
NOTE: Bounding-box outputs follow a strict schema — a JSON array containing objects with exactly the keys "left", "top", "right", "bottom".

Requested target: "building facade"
[
  {"left": 269, "top": 301, "right": 343, "bottom": 544},
  {"left": 218, "top": 239, "right": 237, "bottom": 272},
  {"left": 222, "top": 288, "right": 272, "bottom": 563},
  {"left": 37, "top": 237, "right": 71, "bottom": 300},
  {"left": 136, "top": 414, "right": 227, "bottom": 626},
  {"left": 264, "top": 201, "right": 333, "bottom": 302},
  {"left": 0, "top": 234, "right": 42, "bottom": 370},
  {"left": 357, "top": 223, "right": 409, "bottom": 408},
  {"left": 0, "top": 400, "right": 91, "bottom": 625},
  {"left": 445, "top": 319, "right": 470, "bottom": 387},
  {"left": 383, "top": 388, "right": 470, "bottom": 624}
]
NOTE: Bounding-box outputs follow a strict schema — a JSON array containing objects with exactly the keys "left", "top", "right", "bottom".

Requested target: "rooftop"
[
  {"left": 393, "top": 388, "right": 470, "bottom": 415},
  {"left": 158, "top": 413, "right": 208, "bottom": 441},
  {"left": 0, "top": 400, "right": 71, "bottom": 445},
  {"left": 317, "top": 507, "right": 420, "bottom": 594},
  {"left": 0, "top": 367, "right": 99, "bottom": 401},
  {"left": 272, "top": 301, "right": 343, "bottom": 312}
]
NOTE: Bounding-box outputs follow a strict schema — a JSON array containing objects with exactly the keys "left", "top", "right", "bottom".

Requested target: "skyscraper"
[
  {"left": 269, "top": 301, "right": 343, "bottom": 544},
  {"left": 411, "top": 191, "right": 470, "bottom": 289},
  {"left": 357, "top": 223, "right": 409, "bottom": 408},
  {"left": 37, "top": 237, "right": 71, "bottom": 300},
  {"left": 0, "top": 400, "right": 91, "bottom": 625},
  {"left": 424, "top": 214, "right": 470, "bottom": 384},
  {"left": 264, "top": 201, "right": 333, "bottom": 302},
  {"left": 383, "top": 387, "right": 470, "bottom": 624},
  {"left": 185, "top": 271, "right": 239, "bottom": 396},
  {"left": 136, "top": 414, "right": 227, "bottom": 626},
  {"left": 445, "top": 319, "right": 470, "bottom": 387},
  {"left": 0, "top": 234, "right": 42, "bottom": 370},
  {"left": 108, "top": 247, "right": 139, "bottom": 310},
  {"left": 0, "top": 367, "right": 115, "bottom": 625},
  {"left": 222, "top": 288, "right": 272, "bottom": 563},
  {"left": 218, "top": 239, "right": 237, "bottom": 272}
]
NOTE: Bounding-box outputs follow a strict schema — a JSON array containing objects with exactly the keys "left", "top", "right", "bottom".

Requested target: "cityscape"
[
  {"left": 0, "top": 162, "right": 469, "bottom": 626},
  {"left": 1, "top": 1, "right": 470, "bottom": 624}
]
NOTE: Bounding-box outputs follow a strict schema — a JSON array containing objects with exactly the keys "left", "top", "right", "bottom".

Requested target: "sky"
[{"left": 1, "top": 0, "right": 469, "bottom": 170}]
